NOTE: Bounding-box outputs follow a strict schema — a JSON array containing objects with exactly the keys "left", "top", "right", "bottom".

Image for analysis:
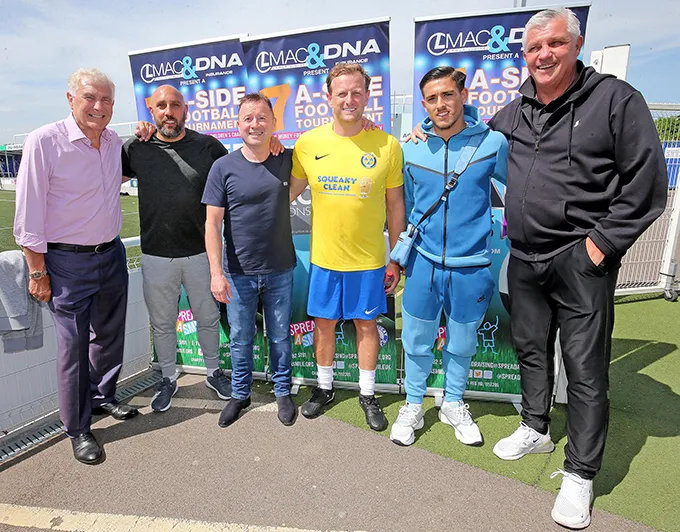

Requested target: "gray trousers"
[{"left": 141, "top": 252, "right": 220, "bottom": 379}]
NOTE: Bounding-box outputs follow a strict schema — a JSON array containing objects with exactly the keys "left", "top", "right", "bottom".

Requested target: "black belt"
[{"left": 47, "top": 239, "right": 117, "bottom": 253}]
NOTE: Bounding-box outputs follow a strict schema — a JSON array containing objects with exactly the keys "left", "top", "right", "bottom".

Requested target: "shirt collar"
[{"left": 64, "top": 113, "right": 112, "bottom": 144}]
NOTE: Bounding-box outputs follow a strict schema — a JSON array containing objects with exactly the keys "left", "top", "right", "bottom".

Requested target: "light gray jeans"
[{"left": 141, "top": 252, "right": 220, "bottom": 379}]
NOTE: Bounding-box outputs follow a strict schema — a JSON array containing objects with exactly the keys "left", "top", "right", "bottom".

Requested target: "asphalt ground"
[{"left": 0, "top": 374, "right": 652, "bottom": 532}]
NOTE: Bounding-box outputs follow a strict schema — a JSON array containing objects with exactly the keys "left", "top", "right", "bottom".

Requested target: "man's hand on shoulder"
[
  {"left": 406, "top": 124, "right": 426, "bottom": 144},
  {"left": 269, "top": 136, "right": 284, "bottom": 156},
  {"left": 361, "top": 117, "right": 378, "bottom": 131},
  {"left": 135, "top": 121, "right": 156, "bottom": 142}
]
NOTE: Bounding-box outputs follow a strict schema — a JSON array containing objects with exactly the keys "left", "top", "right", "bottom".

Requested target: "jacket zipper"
[
  {"left": 442, "top": 138, "right": 449, "bottom": 265},
  {"left": 520, "top": 108, "right": 541, "bottom": 259}
]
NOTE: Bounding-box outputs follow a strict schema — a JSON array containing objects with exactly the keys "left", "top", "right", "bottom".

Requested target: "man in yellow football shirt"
[{"left": 289, "top": 63, "right": 405, "bottom": 431}]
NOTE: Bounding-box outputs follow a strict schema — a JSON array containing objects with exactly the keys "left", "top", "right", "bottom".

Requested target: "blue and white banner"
[
  {"left": 413, "top": 5, "right": 590, "bottom": 124},
  {"left": 241, "top": 19, "right": 392, "bottom": 143},
  {"left": 129, "top": 37, "right": 248, "bottom": 152}
]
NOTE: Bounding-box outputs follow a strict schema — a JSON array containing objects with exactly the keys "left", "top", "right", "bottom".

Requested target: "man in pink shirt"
[{"left": 14, "top": 68, "right": 137, "bottom": 465}]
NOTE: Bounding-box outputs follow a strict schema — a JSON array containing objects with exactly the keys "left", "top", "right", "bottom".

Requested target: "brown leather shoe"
[
  {"left": 92, "top": 401, "right": 139, "bottom": 420},
  {"left": 71, "top": 432, "right": 103, "bottom": 464}
]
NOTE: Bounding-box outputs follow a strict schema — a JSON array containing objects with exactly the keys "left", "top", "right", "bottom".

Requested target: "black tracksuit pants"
[{"left": 508, "top": 239, "right": 618, "bottom": 479}]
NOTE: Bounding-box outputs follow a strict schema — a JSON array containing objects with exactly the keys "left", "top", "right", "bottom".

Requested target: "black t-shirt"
[
  {"left": 122, "top": 129, "right": 227, "bottom": 258},
  {"left": 202, "top": 149, "right": 296, "bottom": 275}
]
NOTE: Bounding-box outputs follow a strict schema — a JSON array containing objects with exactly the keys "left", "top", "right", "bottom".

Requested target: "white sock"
[
  {"left": 359, "top": 369, "right": 376, "bottom": 396},
  {"left": 406, "top": 402, "right": 422, "bottom": 412},
  {"left": 317, "top": 364, "right": 334, "bottom": 390}
]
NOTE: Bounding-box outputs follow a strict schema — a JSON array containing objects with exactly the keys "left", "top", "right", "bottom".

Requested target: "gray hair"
[
  {"left": 67, "top": 68, "right": 116, "bottom": 98},
  {"left": 522, "top": 8, "right": 581, "bottom": 48}
]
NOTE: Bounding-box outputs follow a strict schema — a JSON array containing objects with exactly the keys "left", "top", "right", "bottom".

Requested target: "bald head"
[{"left": 148, "top": 84, "right": 188, "bottom": 141}]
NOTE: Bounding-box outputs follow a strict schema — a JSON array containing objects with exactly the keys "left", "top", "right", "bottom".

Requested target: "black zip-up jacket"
[{"left": 489, "top": 61, "right": 668, "bottom": 263}]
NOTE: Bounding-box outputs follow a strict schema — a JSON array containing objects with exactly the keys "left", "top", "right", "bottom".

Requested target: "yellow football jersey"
[{"left": 292, "top": 123, "right": 403, "bottom": 272}]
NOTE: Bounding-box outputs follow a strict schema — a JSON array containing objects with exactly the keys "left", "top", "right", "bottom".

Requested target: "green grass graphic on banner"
[
  {"left": 159, "top": 289, "right": 266, "bottom": 372},
  {"left": 291, "top": 313, "right": 397, "bottom": 384},
  {"left": 425, "top": 313, "right": 520, "bottom": 395}
]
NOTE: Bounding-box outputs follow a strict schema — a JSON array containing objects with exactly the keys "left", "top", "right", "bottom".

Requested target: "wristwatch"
[{"left": 29, "top": 270, "right": 48, "bottom": 280}]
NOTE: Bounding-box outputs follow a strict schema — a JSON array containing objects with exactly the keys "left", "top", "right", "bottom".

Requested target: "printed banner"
[
  {"left": 128, "top": 37, "right": 248, "bottom": 153},
  {"left": 425, "top": 195, "right": 518, "bottom": 395},
  {"left": 164, "top": 289, "right": 266, "bottom": 373},
  {"left": 413, "top": 6, "right": 589, "bottom": 398},
  {"left": 136, "top": 19, "right": 396, "bottom": 385},
  {"left": 290, "top": 235, "right": 398, "bottom": 385},
  {"left": 241, "top": 19, "right": 392, "bottom": 144},
  {"left": 241, "top": 21, "right": 397, "bottom": 385},
  {"left": 413, "top": 6, "right": 590, "bottom": 125}
]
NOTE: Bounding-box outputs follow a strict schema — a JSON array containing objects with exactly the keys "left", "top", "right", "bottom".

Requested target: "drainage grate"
[{"left": 0, "top": 370, "right": 161, "bottom": 464}]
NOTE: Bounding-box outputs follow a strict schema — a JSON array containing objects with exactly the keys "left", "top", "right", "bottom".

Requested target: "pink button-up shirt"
[{"left": 13, "top": 114, "right": 123, "bottom": 253}]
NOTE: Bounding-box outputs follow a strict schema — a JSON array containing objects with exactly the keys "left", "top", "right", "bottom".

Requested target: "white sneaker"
[
  {"left": 438, "top": 400, "right": 483, "bottom": 445},
  {"left": 550, "top": 470, "right": 593, "bottom": 529},
  {"left": 493, "top": 422, "right": 555, "bottom": 460},
  {"left": 390, "top": 403, "right": 424, "bottom": 446}
]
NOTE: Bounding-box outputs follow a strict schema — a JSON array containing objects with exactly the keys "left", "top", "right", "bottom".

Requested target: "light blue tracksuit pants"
[{"left": 401, "top": 251, "right": 494, "bottom": 404}]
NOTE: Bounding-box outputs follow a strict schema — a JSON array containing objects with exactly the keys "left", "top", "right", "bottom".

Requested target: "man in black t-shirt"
[
  {"left": 203, "top": 93, "right": 297, "bottom": 427},
  {"left": 122, "top": 85, "right": 233, "bottom": 412}
]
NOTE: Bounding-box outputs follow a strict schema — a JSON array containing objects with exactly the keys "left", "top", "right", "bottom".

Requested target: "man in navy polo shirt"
[{"left": 203, "top": 93, "right": 297, "bottom": 427}]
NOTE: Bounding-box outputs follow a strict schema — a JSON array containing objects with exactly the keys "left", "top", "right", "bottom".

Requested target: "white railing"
[{"left": 0, "top": 239, "right": 152, "bottom": 437}]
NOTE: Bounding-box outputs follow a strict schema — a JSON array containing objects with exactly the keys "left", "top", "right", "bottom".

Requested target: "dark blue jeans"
[{"left": 227, "top": 268, "right": 294, "bottom": 399}]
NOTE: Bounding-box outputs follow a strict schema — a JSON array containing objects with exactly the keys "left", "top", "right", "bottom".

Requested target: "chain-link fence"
[{"left": 615, "top": 104, "right": 680, "bottom": 300}]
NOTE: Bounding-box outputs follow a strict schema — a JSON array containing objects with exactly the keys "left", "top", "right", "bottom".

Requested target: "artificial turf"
[{"left": 311, "top": 294, "right": 680, "bottom": 531}]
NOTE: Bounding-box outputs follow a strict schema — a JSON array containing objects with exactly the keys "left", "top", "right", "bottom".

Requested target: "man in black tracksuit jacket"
[{"left": 488, "top": 8, "right": 667, "bottom": 529}]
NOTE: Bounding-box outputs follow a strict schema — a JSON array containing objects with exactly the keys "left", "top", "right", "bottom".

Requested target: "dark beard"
[{"left": 159, "top": 123, "right": 183, "bottom": 138}]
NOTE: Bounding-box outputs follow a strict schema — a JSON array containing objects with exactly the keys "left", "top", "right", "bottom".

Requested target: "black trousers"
[{"left": 508, "top": 239, "right": 618, "bottom": 479}]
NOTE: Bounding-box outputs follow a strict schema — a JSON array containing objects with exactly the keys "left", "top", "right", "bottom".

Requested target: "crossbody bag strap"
[
  {"left": 164, "top": 147, "right": 205, "bottom": 194},
  {"left": 408, "top": 130, "right": 488, "bottom": 236}
]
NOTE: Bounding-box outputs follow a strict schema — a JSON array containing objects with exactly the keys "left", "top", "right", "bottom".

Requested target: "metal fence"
[
  {"left": 615, "top": 103, "right": 680, "bottom": 300},
  {"left": 0, "top": 237, "right": 150, "bottom": 439},
  {"left": 2, "top": 101, "right": 679, "bottom": 298}
]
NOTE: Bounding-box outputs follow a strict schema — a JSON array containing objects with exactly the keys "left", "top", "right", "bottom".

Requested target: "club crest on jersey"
[
  {"left": 361, "top": 152, "right": 377, "bottom": 169},
  {"left": 359, "top": 177, "right": 373, "bottom": 198}
]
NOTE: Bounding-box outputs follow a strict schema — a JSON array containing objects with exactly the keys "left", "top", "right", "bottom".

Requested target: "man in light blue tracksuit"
[{"left": 390, "top": 66, "right": 507, "bottom": 447}]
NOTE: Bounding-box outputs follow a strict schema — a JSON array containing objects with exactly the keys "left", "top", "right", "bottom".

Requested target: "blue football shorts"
[{"left": 307, "top": 264, "right": 387, "bottom": 320}]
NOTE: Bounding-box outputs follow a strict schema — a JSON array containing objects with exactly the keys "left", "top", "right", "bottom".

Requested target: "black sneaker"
[
  {"left": 206, "top": 368, "right": 232, "bottom": 400},
  {"left": 359, "top": 394, "right": 388, "bottom": 431},
  {"left": 218, "top": 397, "right": 251, "bottom": 427},
  {"left": 151, "top": 377, "right": 178, "bottom": 412},
  {"left": 301, "top": 387, "right": 335, "bottom": 419},
  {"left": 276, "top": 395, "right": 298, "bottom": 426}
]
